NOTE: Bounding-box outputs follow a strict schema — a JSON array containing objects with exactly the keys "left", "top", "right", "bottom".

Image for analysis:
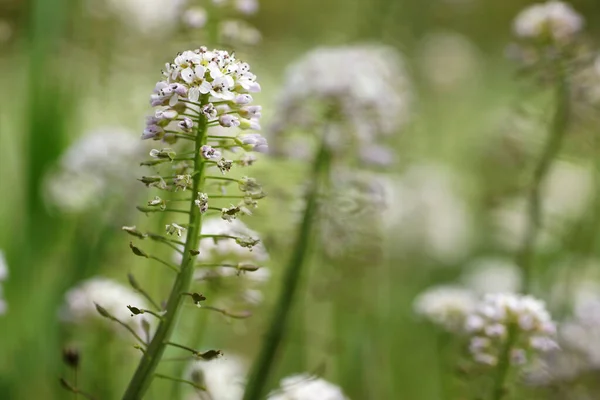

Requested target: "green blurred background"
[{"left": 1, "top": 0, "right": 600, "bottom": 399}]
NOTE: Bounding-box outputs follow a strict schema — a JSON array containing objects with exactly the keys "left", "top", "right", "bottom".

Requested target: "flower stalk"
[
  {"left": 242, "top": 140, "right": 331, "bottom": 400},
  {"left": 122, "top": 110, "right": 208, "bottom": 399},
  {"left": 490, "top": 61, "right": 570, "bottom": 400}
]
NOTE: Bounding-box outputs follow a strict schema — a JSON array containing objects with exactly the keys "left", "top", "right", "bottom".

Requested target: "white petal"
[
  {"left": 188, "top": 87, "right": 200, "bottom": 102},
  {"left": 199, "top": 81, "right": 212, "bottom": 94},
  {"left": 181, "top": 68, "right": 195, "bottom": 83},
  {"left": 169, "top": 94, "right": 179, "bottom": 107},
  {"left": 194, "top": 65, "right": 206, "bottom": 79}
]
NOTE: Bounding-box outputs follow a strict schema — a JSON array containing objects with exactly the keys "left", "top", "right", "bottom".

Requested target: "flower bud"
[
  {"left": 239, "top": 118, "right": 261, "bottom": 131},
  {"left": 219, "top": 114, "right": 241, "bottom": 128},
  {"left": 236, "top": 133, "right": 268, "bottom": 153},
  {"left": 233, "top": 94, "right": 253, "bottom": 105}
]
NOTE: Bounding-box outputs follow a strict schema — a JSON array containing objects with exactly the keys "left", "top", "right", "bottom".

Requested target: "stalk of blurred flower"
[
  {"left": 109, "top": 47, "right": 267, "bottom": 400},
  {"left": 488, "top": 2, "right": 587, "bottom": 399},
  {"left": 243, "top": 44, "right": 411, "bottom": 400}
]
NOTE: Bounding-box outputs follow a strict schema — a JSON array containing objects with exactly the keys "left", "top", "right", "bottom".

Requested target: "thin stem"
[
  {"left": 123, "top": 96, "right": 209, "bottom": 400},
  {"left": 132, "top": 285, "right": 162, "bottom": 311},
  {"left": 206, "top": 175, "right": 239, "bottom": 183},
  {"left": 137, "top": 206, "right": 190, "bottom": 215},
  {"left": 141, "top": 309, "right": 164, "bottom": 320},
  {"left": 165, "top": 341, "right": 201, "bottom": 356},
  {"left": 518, "top": 64, "right": 570, "bottom": 291},
  {"left": 490, "top": 61, "right": 570, "bottom": 400},
  {"left": 149, "top": 255, "right": 180, "bottom": 273},
  {"left": 111, "top": 317, "right": 146, "bottom": 347},
  {"left": 242, "top": 139, "right": 331, "bottom": 400},
  {"left": 492, "top": 325, "right": 517, "bottom": 400},
  {"left": 154, "top": 374, "right": 206, "bottom": 391},
  {"left": 199, "top": 234, "right": 238, "bottom": 240}
]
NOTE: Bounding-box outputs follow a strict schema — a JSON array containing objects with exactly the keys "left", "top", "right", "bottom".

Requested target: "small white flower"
[
  {"left": 465, "top": 293, "right": 557, "bottom": 366},
  {"left": 413, "top": 285, "right": 475, "bottom": 333},
  {"left": 182, "top": 7, "right": 207, "bottom": 29},
  {"left": 201, "top": 103, "right": 218, "bottom": 119},
  {"left": 268, "top": 374, "right": 348, "bottom": 400},
  {"left": 61, "top": 277, "right": 152, "bottom": 337},
  {"left": 195, "top": 192, "right": 209, "bottom": 213},
  {"left": 166, "top": 223, "right": 186, "bottom": 237},
  {"left": 201, "top": 145, "right": 222, "bottom": 160},
  {"left": 513, "top": 1, "right": 584, "bottom": 42},
  {"left": 178, "top": 117, "right": 194, "bottom": 132},
  {"left": 219, "top": 114, "right": 241, "bottom": 128},
  {"left": 237, "top": 133, "right": 268, "bottom": 153}
]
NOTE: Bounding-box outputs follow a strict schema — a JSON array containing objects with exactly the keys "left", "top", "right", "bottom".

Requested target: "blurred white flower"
[
  {"left": 461, "top": 257, "right": 522, "bottom": 295},
  {"left": 196, "top": 217, "right": 268, "bottom": 263},
  {"left": 267, "top": 374, "right": 348, "bottom": 400},
  {"left": 182, "top": 7, "right": 208, "bottom": 29},
  {"left": 235, "top": 0, "right": 259, "bottom": 15},
  {"left": 271, "top": 45, "right": 411, "bottom": 159},
  {"left": 493, "top": 161, "right": 594, "bottom": 251},
  {"left": 187, "top": 355, "right": 247, "bottom": 400},
  {"left": 44, "top": 127, "right": 142, "bottom": 213},
  {"left": 102, "top": 0, "right": 184, "bottom": 35},
  {"left": 220, "top": 20, "right": 262, "bottom": 46},
  {"left": 513, "top": 1, "right": 583, "bottom": 42},
  {"left": 384, "top": 164, "right": 473, "bottom": 264},
  {"left": 0, "top": 250, "right": 8, "bottom": 315},
  {"left": 62, "top": 277, "right": 151, "bottom": 337},
  {"left": 418, "top": 31, "right": 481, "bottom": 90},
  {"left": 413, "top": 285, "right": 476, "bottom": 333},
  {"left": 465, "top": 293, "right": 557, "bottom": 366}
]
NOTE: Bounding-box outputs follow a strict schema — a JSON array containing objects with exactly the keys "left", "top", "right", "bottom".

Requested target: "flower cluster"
[
  {"left": 0, "top": 250, "right": 8, "bottom": 315},
  {"left": 413, "top": 285, "right": 476, "bottom": 333},
  {"left": 270, "top": 45, "right": 411, "bottom": 166},
  {"left": 513, "top": 1, "right": 583, "bottom": 43},
  {"left": 509, "top": 1, "right": 585, "bottom": 69},
  {"left": 45, "top": 127, "right": 142, "bottom": 213},
  {"left": 267, "top": 374, "right": 349, "bottom": 400},
  {"left": 62, "top": 277, "right": 152, "bottom": 337},
  {"left": 143, "top": 47, "right": 262, "bottom": 144},
  {"left": 187, "top": 355, "right": 247, "bottom": 400},
  {"left": 465, "top": 293, "right": 558, "bottom": 366},
  {"left": 181, "top": 0, "right": 261, "bottom": 46}
]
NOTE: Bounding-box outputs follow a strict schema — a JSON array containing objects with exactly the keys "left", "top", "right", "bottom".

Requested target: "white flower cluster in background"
[
  {"left": 62, "top": 277, "right": 151, "bottom": 337},
  {"left": 45, "top": 127, "right": 142, "bottom": 213},
  {"left": 187, "top": 355, "right": 247, "bottom": 400},
  {"left": 492, "top": 161, "right": 594, "bottom": 252},
  {"left": 88, "top": 0, "right": 184, "bottom": 36},
  {"left": 384, "top": 164, "right": 472, "bottom": 264},
  {"left": 143, "top": 47, "right": 263, "bottom": 146},
  {"left": 0, "top": 250, "right": 8, "bottom": 315},
  {"left": 193, "top": 218, "right": 270, "bottom": 306},
  {"left": 267, "top": 374, "right": 349, "bottom": 400},
  {"left": 513, "top": 1, "right": 583, "bottom": 43},
  {"left": 270, "top": 45, "right": 411, "bottom": 166},
  {"left": 465, "top": 293, "right": 558, "bottom": 366},
  {"left": 197, "top": 218, "right": 269, "bottom": 263},
  {"left": 413, "top": 259, "right": 522, "bottom": 333},
  {"left": 413, "top": 285, "right": 476, "bottom": 333},
  {"left": 181, "top": 0, "right": 261, "bottom": 46}
]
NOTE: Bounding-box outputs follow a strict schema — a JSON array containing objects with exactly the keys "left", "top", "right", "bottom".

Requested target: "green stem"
[
  {"left": 491, "top": 62, "right": 570, "bottom": 400},
  {"left": 242, "top": 140, "right": 330, "bottom": 400},
  {"left": 518, "top": 65, "right": 570, "bottom": 291},
  {"left": 491, "top": 325, "right": 517, "bottom": 400},
  {"left": 154, "top": 373, "right": 206, "bottom": 391},
  {"left": 122, "top": 102, "right": 209, "bottom": 400}
]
